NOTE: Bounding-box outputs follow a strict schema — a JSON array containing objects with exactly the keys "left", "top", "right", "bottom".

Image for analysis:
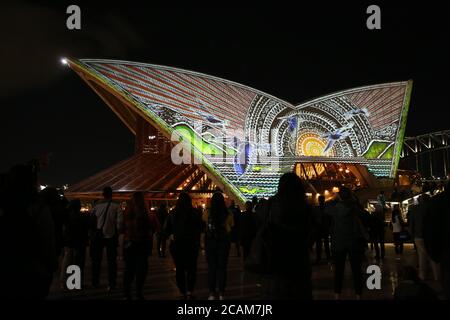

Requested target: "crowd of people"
[{"left": 1, "top": 161, "right": 449, "bottom": 300}]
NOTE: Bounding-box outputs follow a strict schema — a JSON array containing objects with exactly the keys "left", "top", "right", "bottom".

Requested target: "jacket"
[{"left": 326, "top": 200, "right": 365, "bottom": 252}]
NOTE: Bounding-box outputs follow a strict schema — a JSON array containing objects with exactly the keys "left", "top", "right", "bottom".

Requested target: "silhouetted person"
[
  {"left": 251, "top": 196, "right": 258, "bottom": 213},
  {"left": 122, "top": 192, "right": 152, "bottom": 300},
  {"left": 255, "top": 198, "right": 268, "bottom": 229},
  {"left": 377, "top": 190, "right": 387, "bottom": 215},
  {"left": 391, "top": 187, "right": 400, "bottom": 202},
  {"left": 149, "top": 208, "right": 161, "bottom": 249},
  {"left": 326, "top": 187, "right": 365, "bottom": 299},
  {"left": 239, "top": 201, "right": 257, "bottom": 261},
  {"left": 424, "top": 181, "right": 450, "bottom": 299},
  {"left": 394, "top": 266, "right": 437, "bottom": 300},
  {"left": 0, "top": 162, "right": 56, "bottom": 299},
  {"left": 60, "top": 199, "right": 89, "bottom": 288},
  {"left": 371, "top": 203, "right": 386, "bottom": 261},
  {"left": 391, "top": 205, "right": 404, "bottom": 255},
  {"left": 203, "top": 192, "right": 234, "bottom": 300},
  {"left": 261, "top": 172, "right": 313, "bottom": 300},
  {"left": 40, "top": 187, "right": 68, "bottom": 260},
  {"left": 229, "top": 201, "right": 241, "bottom": 257},
  {"left": 90, "top": 186, "right": 123, "bottom": 291},
  {"left": 251, "top": 198, "right": 268, "bottom": 288},
  {"left": 314, "top": 195, "right": 331, "bottom": 263},
  {"left": 410, "top": 194, "right": 439, "bottom": 281},
  {"left": 156, "top": 204, "right": 168, "bottom": 258},
  {"left": 166, "top": 193, "right": 202, "bottom": 299}
]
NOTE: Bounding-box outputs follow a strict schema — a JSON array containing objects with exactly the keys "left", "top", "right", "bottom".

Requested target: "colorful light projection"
[
  {"left": 296, "top": 132, "right": 336, "bottom": 157},
  {"left": 67, "top": 58, "right": 412, "bottom": 203}
]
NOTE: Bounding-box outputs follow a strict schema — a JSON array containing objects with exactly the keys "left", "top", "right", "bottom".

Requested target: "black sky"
[{"left": 1, "top": 2, "right": 450, "bottom": 186}]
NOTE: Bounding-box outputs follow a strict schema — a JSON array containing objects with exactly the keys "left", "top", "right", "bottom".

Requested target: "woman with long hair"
[
  {"left": 203, "top": 192, "right": 234, "bottom": 300},
  {"left": 166, "top": 193, "right": 202, "bottom": 299},
  {"left": 261, "top": 172, "right": 313, "bottom": 299},
  {"left": 122, "top": 192, "right": 152, "bottom": 300}
]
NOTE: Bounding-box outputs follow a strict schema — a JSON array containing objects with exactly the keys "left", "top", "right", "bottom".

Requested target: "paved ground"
[{"left": 48, "top": 242, "right": 444, "bottom": 300}]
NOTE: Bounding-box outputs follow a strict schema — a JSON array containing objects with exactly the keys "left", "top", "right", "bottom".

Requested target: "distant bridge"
[{"left": 400, "top": 130, "right": 450, "bottom": 178}]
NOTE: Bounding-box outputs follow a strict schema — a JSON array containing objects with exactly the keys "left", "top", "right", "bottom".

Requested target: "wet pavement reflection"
[{"left": 49, "top": 243, "right": 443, "bottom": 300}]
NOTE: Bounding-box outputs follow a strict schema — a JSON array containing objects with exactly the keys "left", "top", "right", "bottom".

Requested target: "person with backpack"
[
  {"left": 166, "top": 193, "right": 202, "bottom": 300},
  {"left": 203, "top": 192, "right": 234, "bottom": 300},
  {"left": 89, "top": 186, "right": 123, "bottom": 292}
]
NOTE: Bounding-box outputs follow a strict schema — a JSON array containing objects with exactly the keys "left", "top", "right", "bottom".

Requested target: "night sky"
[{"left": 1, "top": 2, "right": 450, "bottom": 186}]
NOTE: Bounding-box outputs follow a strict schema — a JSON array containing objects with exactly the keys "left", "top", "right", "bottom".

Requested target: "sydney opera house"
[{"left": 65, "top": 58, "right": 412, "bottom": 206}]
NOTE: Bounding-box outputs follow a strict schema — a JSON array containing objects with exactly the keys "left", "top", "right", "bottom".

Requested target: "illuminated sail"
[{"left": 67, "top": 58, "right": 412, "bottom": 202}]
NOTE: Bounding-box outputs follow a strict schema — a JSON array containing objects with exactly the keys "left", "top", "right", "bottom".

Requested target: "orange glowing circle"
[{"left": 296, "top": 132, "right": 335, "bottom": 157}]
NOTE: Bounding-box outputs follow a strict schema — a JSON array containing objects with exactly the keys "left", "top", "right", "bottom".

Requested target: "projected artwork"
[{"left": 68, "top": 59, "right": 412, "bottom": 203}]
